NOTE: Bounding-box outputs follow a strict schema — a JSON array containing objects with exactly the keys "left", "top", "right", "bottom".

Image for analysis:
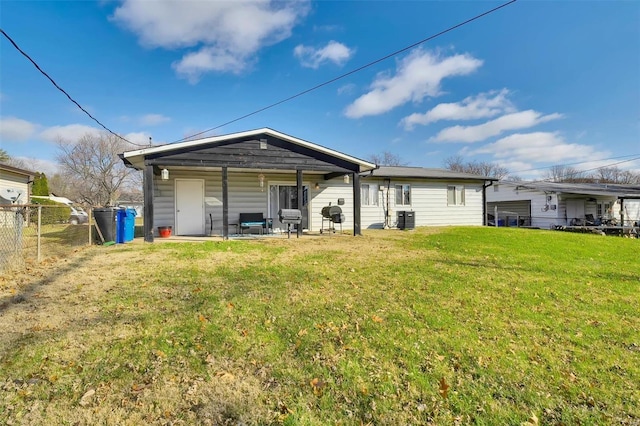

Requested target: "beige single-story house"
[
  {"left": 0, "top": 163, "right": 33, "bottom": 205},
  {"left": 0, "top": 163, "right": 34, "bottom": 228},
  {"left": 120, "top": 128, "right": 497, "bottom": 242}
]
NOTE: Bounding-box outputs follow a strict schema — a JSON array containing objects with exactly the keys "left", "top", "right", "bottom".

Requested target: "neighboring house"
[
  {"left": 0, "top": 163, "right": 34, "bottom": 227},
  {"left": 119, "top": 128, "right": 496, "bottom": 242},
  {"left": 487, "top": 181, "right": 640, "bottom": 229},
  {"left": 0, "top": 163, "right": 33, "bottom": 205}
]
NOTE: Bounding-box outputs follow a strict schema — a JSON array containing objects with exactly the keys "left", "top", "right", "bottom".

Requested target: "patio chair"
[{"left": 584, "top": 214, "right": 595, "bottom": 226}]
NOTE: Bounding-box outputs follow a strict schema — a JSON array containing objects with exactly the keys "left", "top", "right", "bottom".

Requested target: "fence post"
[
  {"left": 37, "top": 206, "right": 42, "bottom": 262},
  {"left": 494, "top": 205, "right": 498, "bottom": 227},
  {"left": 88, "top": 207, "right": 92, "bottom": 246}
]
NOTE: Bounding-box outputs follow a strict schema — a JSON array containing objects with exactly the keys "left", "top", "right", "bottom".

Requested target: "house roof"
[
  {"left": 363, "top": 166, "right": 498, "bottom": 181},
  {"left": 0, "top": 163, "right": 36, "bottom": 178},
  {"left": 503, "top": 180, "right": 640, "bottom": 198},
  {"left": 121, "top": 127, "right": 377, "bottom": 173}
]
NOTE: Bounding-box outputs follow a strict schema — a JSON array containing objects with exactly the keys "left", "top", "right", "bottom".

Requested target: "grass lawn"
[{"left": 0, "top": 227, "right": 638, "bottom": 425}]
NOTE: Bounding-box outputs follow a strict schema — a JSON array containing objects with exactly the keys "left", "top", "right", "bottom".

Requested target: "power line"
[
  {"left": 0, "top": 28, "right": 148, "bottom": 148},
  {"left": 510, "top": 153, "right": 640, "bottom": 175},
  {"left": 172, "top": 0, "right": 519, "bottom": 143}
]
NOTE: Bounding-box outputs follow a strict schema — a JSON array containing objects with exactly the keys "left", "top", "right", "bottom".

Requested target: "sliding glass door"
[{"left": 269, "top": 184, "right": 309, "bottom": 231}]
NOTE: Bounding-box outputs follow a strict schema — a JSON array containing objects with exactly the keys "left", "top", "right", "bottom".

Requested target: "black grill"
[
  {"left": 278, "top": 209, "right": 302, "bottom": 238},
  {"left": 320, "top": 204, "right": 343, "bottom": 234}
]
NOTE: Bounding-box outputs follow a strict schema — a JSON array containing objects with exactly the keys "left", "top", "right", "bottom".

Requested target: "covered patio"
[{"left": 120, "top": 128, "right": 376, "bottom": 242}]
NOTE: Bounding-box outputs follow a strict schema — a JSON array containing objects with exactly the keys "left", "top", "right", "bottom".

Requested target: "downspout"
[{"left": 482, "top": 180, "right": 494, "bottom": 226}]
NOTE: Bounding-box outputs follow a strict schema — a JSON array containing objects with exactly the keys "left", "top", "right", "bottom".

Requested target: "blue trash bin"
[
  {"left": 124, "top": 208, "right": 136, "bottom": 242},
  {"left": 115, "top": 208, "right": 126, "bottom": 244}
]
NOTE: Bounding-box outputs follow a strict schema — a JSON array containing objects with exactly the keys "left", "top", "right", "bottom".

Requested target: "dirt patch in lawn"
[{"left": 0, "top": 246, "right": 144, "bottom": 356}]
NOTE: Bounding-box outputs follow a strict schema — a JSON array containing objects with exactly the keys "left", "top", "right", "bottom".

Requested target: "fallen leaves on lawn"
[
  {"left": 310, "top": 377, "right": 327, "bottom": 395},
  {"left": 79, "top": 388, "right": 96, "bottom": 407},
  {"left": 438, "top": 377, "right": 450, "bottom": 399},
  {"left": 152, "top": 349, "right": 167, "bottom": 359},
  {"left": 521, "top": 412, "right": 539, "bottom": 425}
]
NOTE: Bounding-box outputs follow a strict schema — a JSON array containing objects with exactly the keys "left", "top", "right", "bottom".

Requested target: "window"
[
  {"left": 447, "top": 185, "right": 465, "bottom": 206},
  {"left": 395, "top": 184, "right": 411, "bottom": 206},
  {"left": 597, "top": 202, "right": 612, "bottom": 218},
  {"left": 361, "top": 184, "right": 379, "bottom": 206}
]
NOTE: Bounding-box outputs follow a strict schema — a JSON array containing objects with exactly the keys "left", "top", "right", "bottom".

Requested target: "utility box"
[{"left": 397, "top": 211, "right": 415, "bottom": 230}]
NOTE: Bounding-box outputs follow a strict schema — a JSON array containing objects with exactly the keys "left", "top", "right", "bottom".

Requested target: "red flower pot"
[{"left": 158, "top": 226, "right": 172, "bottom": 238}]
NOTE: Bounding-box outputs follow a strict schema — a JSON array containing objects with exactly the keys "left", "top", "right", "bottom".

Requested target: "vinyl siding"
[
  {"left": 360, "top": 178, "right": 485, "bottom": 228},
  {"left": 154, "top": 172, "right": 487, "bottom": 235},
  {"left": 310, "top": 179, "right": 354, "bottom": 232},
  {"left": 0, "top": 170, "right": 30, "bottom": 204},
  {"left": 155, "top": 170, "right": 319, "bottom": 235}
]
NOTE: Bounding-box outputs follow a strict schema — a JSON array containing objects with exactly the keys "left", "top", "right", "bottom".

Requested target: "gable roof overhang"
[
  {"left": 120, "top": 128, "right": 377, "bottom": 174},
  {"left": 0, "top": 163, "right": 36, "bottom": 179}
]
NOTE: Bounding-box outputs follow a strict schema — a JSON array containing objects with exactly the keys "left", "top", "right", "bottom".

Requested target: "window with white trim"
[
  {"left": 395, "top": 184, "right": 411, "bottom": 206},
  {"left": 447, "top": 185, "right": 465, "bottom": 206},
  {"left": 361, "top": 184, "right": 379, "bottom": 206}
]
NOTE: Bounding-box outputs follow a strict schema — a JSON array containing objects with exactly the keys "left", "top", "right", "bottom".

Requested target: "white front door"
[
  {"left": 175, "top": 179, "right": 205, "bottom": 235},
  {"left": 566, "top": 199, "right": 585, "bottom": 224}
]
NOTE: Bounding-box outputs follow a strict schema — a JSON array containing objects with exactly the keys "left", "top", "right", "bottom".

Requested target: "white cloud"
[
  {"left": 139, "top": 113, "right": 171, "bottom": 126},
  {"left": 112, "top": 0, "right": 309, "bottom": 82},
  {"left": 344, "top": 48, "right": 482, "bottom": 119},
  {"left": 39, "top": 124, "right": 101, "bottom": 143},
  {"left": 432, "top": 110, "right": 563, "bottom": 143},
  {"left": 294, "top": 40, "right": 354, "bottom": 69},
  {"left": 471, "top": 132, "right": 607, "bottom": 164},
  {"left": 401, "top": 89, "right": 514, "bottom": 130},
  {"left": 0, "top": 117, "right": 38, "bottom": 141}
]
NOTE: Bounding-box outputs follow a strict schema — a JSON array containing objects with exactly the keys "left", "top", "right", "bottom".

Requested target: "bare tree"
[
  {"left": 367, "top": 151, "right": 408, "bottom": 166},
  {"left": 544, "top": 165, "right": 592, "bottom": 183},
  {"left": 444, "top": 155, "right": 509, "bottom": 179},
  {"left": 48, "top": 173, "right": 71, "bottom": 196},
  {"left": 0, "top": 149, "right": 29, "bottom": 169},
  {"left": 594, "top": 166, "right": 640, "bottom": 184},
  {"left": 56, "top": 132, "right": 136, "bottom": 206}
]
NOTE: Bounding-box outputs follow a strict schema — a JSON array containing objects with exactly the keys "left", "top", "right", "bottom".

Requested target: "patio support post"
[
  {"left": 353, "top": 172, "right": 361, "bottom": 236},
  {"left": 143, "top": 163, "right": 154, "bottom": 242},
  {"left": 222, "top": 166, "right": 229, "bottom": 240},
  {"left": 296, "top": 169, "right": 303, "bottom": 238}
]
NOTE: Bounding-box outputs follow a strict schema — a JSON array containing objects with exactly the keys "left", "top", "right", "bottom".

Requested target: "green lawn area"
[{"left": 1, "top": 227, "right": 638, "bottom": 425}]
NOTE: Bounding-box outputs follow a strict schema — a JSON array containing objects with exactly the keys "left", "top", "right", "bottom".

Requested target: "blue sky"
[{"left": 1, "top": 0, "right": 639, "bottom": 179}]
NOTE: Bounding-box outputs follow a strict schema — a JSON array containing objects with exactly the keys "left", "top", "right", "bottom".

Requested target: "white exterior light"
[{"left": 161, "top": 168, "right": 169, "bottom": 181}]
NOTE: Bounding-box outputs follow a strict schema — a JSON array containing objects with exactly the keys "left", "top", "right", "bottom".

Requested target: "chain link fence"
[{"left": 0, "top": 205, "right": 92, "bottom": 271}]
